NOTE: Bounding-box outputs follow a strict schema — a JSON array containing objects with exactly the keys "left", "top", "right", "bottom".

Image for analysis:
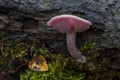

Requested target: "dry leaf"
[{"left": 29, "top": 54, "right": 48, "bottom": 72}]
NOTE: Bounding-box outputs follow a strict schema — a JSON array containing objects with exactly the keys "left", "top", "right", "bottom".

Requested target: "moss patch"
[{"left": 0, "top": 30, "right": 120, "bottom": 80}]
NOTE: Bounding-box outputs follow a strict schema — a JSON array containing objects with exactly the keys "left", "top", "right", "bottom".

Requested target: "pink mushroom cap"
[{"left": 47, "top": 14, "right": 92, "bottom": 33}]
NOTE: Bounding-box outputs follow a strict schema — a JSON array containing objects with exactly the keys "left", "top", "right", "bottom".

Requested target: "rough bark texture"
[{"left": 0, "top": 0, "right": 120, "bottom": 66}]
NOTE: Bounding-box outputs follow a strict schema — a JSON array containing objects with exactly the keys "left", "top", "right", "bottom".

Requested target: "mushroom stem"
[{"left": 66, "top": 33, "right": 86, "bottom": 63}]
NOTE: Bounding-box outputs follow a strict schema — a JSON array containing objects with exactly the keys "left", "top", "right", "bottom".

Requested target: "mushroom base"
[{"left": 66, "top": 33, "right": 86, "bottom": 63}]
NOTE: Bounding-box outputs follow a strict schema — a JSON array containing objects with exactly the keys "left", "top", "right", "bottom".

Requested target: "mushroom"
[{"left": 47, "top": 14, "right": 92, "bottom": 63}]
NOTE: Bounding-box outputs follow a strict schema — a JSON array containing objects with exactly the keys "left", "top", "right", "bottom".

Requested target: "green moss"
[
  {"left": 0, "top": 32, "right": 119, "bottom": 80},
  {"left": 80, "top": 42, "right": 120, "bottom": 80},
  {"left": 20, "top": 55, "right": 85, "bottom": 80}
]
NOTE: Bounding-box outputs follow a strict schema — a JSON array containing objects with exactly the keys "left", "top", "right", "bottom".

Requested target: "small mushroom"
[{"left": 47, "top": 14, "right": 92, "bottom": 63}]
